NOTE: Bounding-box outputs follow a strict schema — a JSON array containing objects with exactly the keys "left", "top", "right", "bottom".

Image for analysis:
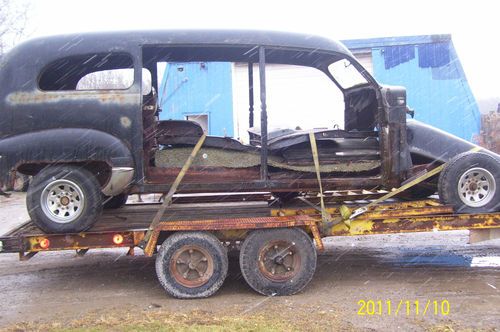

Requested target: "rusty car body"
[{"left": 0, "top": 30, "right": 499, "bottom": 233}]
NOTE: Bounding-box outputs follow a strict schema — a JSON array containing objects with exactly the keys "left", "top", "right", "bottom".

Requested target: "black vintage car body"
[{"left": 0, "top": 30, "right": 498, "bottom": 233}]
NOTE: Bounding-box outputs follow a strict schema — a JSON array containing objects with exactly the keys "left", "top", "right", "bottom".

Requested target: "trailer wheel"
[
  {"left": 156, "top": 232, "right": 228, "bottom": 299},
  {"left": 239, "top": 228, "right": 317, "bottom": 296},
  {"left": 27, "top": 165, "right": 103, "bottom": 233},
  {"left": 439, "top": 152, "right": 500, "bottom": 213},
  {"left": 103, "top": 193, "right": 128, "bottom": 209}
]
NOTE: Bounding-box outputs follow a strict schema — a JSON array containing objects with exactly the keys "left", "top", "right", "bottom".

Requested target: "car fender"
[
  {"left": 0, "top": 128, "right": 134, "bottom": 191},
  {"left": 407, "top": 119, "right": 499, "bottom": 162}
]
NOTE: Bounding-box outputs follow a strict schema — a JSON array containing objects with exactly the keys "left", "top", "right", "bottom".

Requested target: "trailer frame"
[{"left": 1, "top": 198, "right": 498, "bottom": 259}]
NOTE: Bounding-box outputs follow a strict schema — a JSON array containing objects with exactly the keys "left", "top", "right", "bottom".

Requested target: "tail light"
[
  {"left": 39, "top": 238, "right": 50, "bottom": 249},
  {"left": 112, "top": 234, "right": 124, "bottom": 245}
]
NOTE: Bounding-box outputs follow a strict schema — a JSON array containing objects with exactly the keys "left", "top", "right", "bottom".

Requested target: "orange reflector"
[
  {"left": 112, "top": 234, "right": 124, "bottom": 245},
  {"left": 39, "top": 238, "right": 50, "bottom": 249}
]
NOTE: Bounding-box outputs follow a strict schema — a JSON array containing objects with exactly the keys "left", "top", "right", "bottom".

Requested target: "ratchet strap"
[
  {"left": 309, "top": 132, "right": 332, "bottom": 223},
  {"left": 348, "top": 146, "right": 483, "bottom": 220},
  {"left": 142, "top": 133, "right": 207, "bottom": 253}
]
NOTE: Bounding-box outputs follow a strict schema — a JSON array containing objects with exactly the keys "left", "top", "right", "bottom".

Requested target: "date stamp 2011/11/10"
[{"left": 357, "top": 299, "right": 450, "bottom": 316}]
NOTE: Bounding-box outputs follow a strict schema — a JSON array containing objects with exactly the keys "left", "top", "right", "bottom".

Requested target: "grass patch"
[{"left": 4, "top": 307, "right": 348, "bottom": 332}]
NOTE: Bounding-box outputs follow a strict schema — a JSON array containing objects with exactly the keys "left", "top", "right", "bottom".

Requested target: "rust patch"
[
  {"left": 26, "top": 232, "right": 135, "bottom": 252},
  {"left": 143, "top": 215, "right": 319, "bottom": 257},
  {"left": 329, "top": 213, "right": 500, "bottom": 236},
  {"left": 6, "top": 90, "right": 137, "bottom": 105},
  {"left": 120, "top": 116, "right": 132, "bottom": 128}
]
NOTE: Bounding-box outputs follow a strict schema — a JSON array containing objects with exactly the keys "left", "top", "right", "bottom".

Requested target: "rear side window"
[
  {"left": 77, "top": 68, "right": 152, "bottom": 95},
  {"left": 38, "top": 53, "right": 134, "bottom": 91}
]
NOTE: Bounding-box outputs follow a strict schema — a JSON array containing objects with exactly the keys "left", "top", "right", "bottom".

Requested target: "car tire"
[
  {"left": 156, "top": 232, "right": 228, "bottom": 299},
  {"left": 239, "top": 228, "right": 317, "bottom": 296},
  {"left": 26, "top": 165, "right": 103, "bottom": 233},
  {"left": 103, "top": 193, "right": 128, "bottom": 209},
  {"left": 438, "top": 152, "right": 500, "bottom": 213}
]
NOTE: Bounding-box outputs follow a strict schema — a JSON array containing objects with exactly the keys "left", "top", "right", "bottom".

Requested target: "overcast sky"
[{"left": 22, "top": 0, "right": 500, "bottom": 101}]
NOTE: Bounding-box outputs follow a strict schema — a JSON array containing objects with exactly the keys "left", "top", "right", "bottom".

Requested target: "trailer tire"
[
  {"left": 156, "top": 232, "right": 228, "bottom": 299},
  {"left": 439, "top": 152, "right": 500, "bottom": 213},
  {"left": 239, "top": 228, "right": 316, "bottom": 296},
  {"left": 103, "top": 193, "right": 128, "bottom": 209},
  {"left": 27, "top": 165, "right": 103, "bottom": 233}
]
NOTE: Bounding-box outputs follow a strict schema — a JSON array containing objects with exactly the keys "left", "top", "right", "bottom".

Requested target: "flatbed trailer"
[{"left": 1, "top": 197, "right": 499, "bottom": 298}]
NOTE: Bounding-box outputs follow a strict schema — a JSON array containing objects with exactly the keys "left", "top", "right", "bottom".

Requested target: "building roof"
[{"left": 343, "top": 34, "right": 452, "bottom": 51}]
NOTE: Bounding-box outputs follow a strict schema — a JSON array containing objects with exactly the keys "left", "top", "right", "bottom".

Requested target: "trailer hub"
[
  {"left": 170, "top": 245, "right": 213, "bottom": 288},
  {"left": 259, "top": 240, "right": 300, "bottom": 281}
]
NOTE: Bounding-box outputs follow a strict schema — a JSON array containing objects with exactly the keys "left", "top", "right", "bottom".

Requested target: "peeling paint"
[{"left": 6, "top": 90, "right": 137, "bottom": 105}]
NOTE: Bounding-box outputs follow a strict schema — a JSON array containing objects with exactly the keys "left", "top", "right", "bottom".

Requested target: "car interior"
[{"left": 140, "top": 45, "right": 382, "bottom": 183}]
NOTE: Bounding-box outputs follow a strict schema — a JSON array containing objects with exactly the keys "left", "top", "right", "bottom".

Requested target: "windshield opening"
[{"left": 328, "top": 58, "right": 368, "bottom": 89}]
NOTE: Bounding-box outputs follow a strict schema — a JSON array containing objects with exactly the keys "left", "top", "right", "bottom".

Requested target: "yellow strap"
[
  {"left": 309, "top": 132, "right": 331, "bottom": 223},
  {"left": 349, "top": 146, "right": 483, "bottom": 219},
  {"left": 143, "top": 133, "right": 207, "bottom": 250}
]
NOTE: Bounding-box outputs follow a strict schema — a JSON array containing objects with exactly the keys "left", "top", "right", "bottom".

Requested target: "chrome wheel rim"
[
  {"left": 458, "top": 167, "right": 496, "bottom": 207},
  {"left": 40, "top": 179, "right": 85, "bottom": 223}
]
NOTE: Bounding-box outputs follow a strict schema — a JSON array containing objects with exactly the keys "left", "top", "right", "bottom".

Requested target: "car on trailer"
[{"left": 0, "top": 30, "right": 499, "bottom": 235}]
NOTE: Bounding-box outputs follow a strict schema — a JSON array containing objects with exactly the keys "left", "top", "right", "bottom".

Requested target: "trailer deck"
[{"left": 2, "top": 198, "right": 499, "bottom": 257}]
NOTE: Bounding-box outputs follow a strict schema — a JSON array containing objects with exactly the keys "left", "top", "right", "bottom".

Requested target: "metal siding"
[
  {"left": 352, "top": 52, "right": 373, "bottom": 74},
  {"left": 343, "top": 34, "right": 451, "bottom": 50},
  {"left": 371, "top": 43, "right": 480, "bottom": 142},
  {"left": 159, "top": 62, "right": 233, "bottom": 137}
]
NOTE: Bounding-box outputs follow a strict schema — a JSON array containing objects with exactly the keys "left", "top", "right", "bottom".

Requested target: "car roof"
[{"left": 16, "top": 29, "right": 352, "bottom": 55}]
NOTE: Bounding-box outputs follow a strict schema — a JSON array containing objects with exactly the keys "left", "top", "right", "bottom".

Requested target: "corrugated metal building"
[
  {"left": 159, "top": 34, "right": 480, "bottom": 142},
  {"left": 343, "top": 35, "right": 480, "bottom": 141},
  {"left": 158, "top": 62, "right": 234, "bottom": 137}
]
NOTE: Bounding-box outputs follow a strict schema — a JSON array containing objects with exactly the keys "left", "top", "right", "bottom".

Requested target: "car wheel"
[
  {"left": 239, "top": 228, "right": 317, "bottom": 296},
  {"left": 103, "top": 193, "right": 128, "bottom": 209},
  {"left": 156, "top": 232, "right": 228, "bottom": 299},
  {"left": 26, "top": 165, "right": 103, "bottom": 233},
  {"left": 438, "top": 152, "right": 500, "bottom": 213}
]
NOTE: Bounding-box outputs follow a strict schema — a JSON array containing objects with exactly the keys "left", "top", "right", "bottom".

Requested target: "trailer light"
[
  {"left": 39, "top": 238, "right": 50, "bottom": 249},
  {"left": 112, "top": 234, "right": 124, "bottom": 245}
]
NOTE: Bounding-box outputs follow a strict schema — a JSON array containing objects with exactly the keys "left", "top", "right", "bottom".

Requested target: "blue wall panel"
[
  {"left": 371, "top": 42, "right": 480, "bottom": 141},
  {"left": 158, "top": 62, "right": 233, "bottom": 137}
]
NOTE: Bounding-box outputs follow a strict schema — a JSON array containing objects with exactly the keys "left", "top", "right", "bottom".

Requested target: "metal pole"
[
  {"left": 248, "top": 62, "right": 254, "bottom": 128},
  {"left": 259, "top": 46, "right": 268, "bottom": 180}
]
